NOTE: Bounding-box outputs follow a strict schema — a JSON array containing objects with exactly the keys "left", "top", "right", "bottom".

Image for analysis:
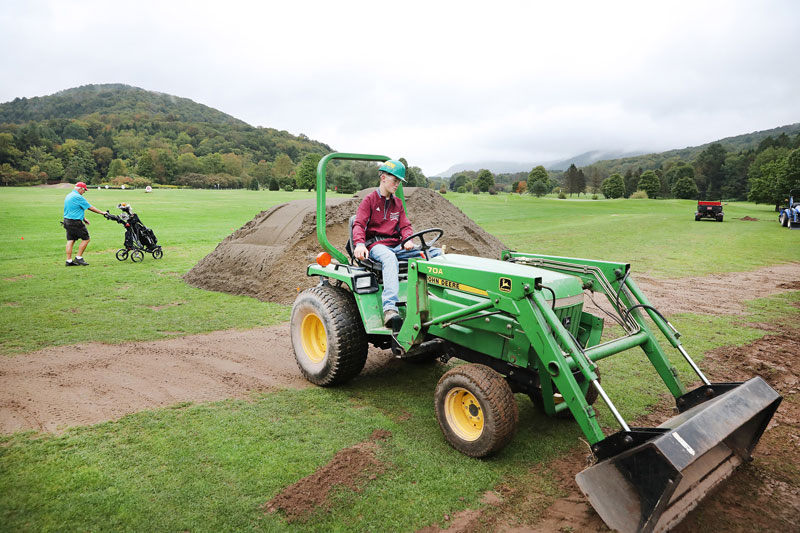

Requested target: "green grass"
[
  {"left": 2, "top": 187, "right": 800, "bottom": 531},
  {"left": 446, "top": 194, "right": 800, "bottom": 277},
  {"left": 0, "top": 188, "right": 318, "bottom": 353}
]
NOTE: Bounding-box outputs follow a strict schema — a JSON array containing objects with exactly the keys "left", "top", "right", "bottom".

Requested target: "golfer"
[{"left": 63, "top": 182, "right": 108, "bottom": 266}]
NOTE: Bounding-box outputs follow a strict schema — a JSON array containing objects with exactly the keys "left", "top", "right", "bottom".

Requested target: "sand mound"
[{"left": 184, "top": 188, "right": 507, "bottom": 305}]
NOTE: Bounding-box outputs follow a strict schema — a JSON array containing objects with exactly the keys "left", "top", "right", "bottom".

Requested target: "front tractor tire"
[
  {"left": 290, "top": 284, "right": 368, "bottom": 386},
  {"left": 434, "top": 364, "right": 519, "bottom": 458}
]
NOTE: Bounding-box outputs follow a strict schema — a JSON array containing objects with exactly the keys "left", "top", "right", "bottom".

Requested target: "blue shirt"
[{"left": 64, "top": 190, "right": 91, "bottom": 220}]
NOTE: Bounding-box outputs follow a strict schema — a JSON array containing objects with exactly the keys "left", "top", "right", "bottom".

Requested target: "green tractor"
[{"left": 290, "top": 153, "right": 781, "bottom": 533}]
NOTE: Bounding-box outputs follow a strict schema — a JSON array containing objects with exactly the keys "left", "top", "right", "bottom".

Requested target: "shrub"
[
  {"left": 488, "top": 185, "right": 497, "bottom": 195},
  {"left": 131, "top": 176, "right": 152, "bottom": 188},
  {"left": 457, "top": 186, "right": 466, "bottom": 193},
  {"left": 558, "top": 191, "right": 566, "bottom": 199},
  {"left": 630, "top": 190, "right": 649, "bottom": 199},
  {"left": 439, "top": 185, "right": 447, "bottom": 194},
  {"left": 111, "top": 176, "right": 134, "bottom": 187},
  {"left": 592, "top": 194, "right": 599, "bottom": 200},
  {"left": 280, "top": 177, "right": 296, "bottom": 192}
]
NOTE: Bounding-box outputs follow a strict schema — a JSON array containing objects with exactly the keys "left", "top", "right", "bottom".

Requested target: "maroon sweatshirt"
[{"left": 352, "top": 189, "right": 413, "bottom": 250}]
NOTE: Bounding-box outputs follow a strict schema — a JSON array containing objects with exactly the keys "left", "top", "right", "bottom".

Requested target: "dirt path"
[{"left": 2, "top": 262, "right": 798, "bottom": 435}]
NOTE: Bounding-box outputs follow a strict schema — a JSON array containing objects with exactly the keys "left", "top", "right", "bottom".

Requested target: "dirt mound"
[
  {"left": 741, "top": 216, "right": 759, "bottom": 221},
  {"left": 184, "top": 188, "right": 507, "bottom": 304},
  {"left": 263, "top": 429, "right": 391, "bottom": 522}
]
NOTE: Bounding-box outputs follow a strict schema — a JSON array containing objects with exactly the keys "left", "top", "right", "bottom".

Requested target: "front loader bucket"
[
  {"left": 576, "top": 377, "right": 781, "bottom": 533},
  {"left": 788, "top": 219, "right": 800, "bottom": 230}
]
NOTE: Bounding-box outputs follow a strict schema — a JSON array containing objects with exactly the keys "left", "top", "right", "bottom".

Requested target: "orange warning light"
[{"left": 316, "top": 252, "right": 332, "bottom": 267}]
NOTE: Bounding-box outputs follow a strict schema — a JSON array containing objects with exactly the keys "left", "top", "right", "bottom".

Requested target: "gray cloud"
[{"left": 2, "top": 0, "right": 799, "bottom": 175}]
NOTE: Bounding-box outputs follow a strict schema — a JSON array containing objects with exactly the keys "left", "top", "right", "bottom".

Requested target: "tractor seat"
[{"left": 345, "top": 215, "right": 408, "bottom": 276}]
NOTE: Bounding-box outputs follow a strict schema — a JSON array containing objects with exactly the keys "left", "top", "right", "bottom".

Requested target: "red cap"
[{"left": 76, "top": 182, "right": 88, "bottom": 190}]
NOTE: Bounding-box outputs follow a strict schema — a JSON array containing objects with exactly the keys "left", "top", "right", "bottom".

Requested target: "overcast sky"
[{"left": 2, "top": 0, "right": 799, "bottom": 175}]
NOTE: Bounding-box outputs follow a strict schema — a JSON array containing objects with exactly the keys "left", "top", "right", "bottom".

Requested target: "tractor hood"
[{"left": 427, "top": 254, "right": 584, "bottom": 307}]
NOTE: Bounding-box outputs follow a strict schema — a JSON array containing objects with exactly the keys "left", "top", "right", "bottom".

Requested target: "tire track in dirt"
[{"left": 1, "top": 263, "right": 798, "bottom": 435}]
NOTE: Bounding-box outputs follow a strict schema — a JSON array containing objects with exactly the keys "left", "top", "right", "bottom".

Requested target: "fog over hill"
[{"left": 434, "top": 122, "right": 800, "bottom": 177}]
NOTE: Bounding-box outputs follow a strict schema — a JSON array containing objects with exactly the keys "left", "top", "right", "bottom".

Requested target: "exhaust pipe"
[{"left": 576, "top": 377, "right": 781, "bottom": 533}]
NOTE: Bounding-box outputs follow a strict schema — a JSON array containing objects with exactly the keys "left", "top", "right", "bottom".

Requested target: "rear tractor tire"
[
  {"left": 290, "top": 284, "right": 368, "bottom": 386},
  {"left": 780, "top": 213, "right": 789, "bottom": 227},
  {"left": 434, "top": 364, "right": 519, "bottom": 457}
]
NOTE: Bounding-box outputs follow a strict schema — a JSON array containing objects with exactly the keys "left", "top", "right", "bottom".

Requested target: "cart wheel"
[
  {"left": 115, "top": 249, "right": 129, "bottom": 261},
  {"left": 290, "top": 284, "right": 368, "bottom": 386},
  {"left": 780, "top": 213, "right": 789, "bottom": 227},
  {"left": 131, "top": 250, "right": 144, "bottom": 263},
  {"left": 152, "top": 248, "right": 163, "bottom": 260},
  {"left": 434, "top": 364, "right": 518, "bottom": 457}
]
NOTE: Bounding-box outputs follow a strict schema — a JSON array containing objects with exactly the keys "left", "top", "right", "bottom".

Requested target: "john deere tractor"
[{"left": 290, "top": 153, "right": 781, "bottom": 533}]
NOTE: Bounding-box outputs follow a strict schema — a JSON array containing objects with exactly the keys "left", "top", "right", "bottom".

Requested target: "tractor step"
[{"left": 576, "top": 377, "right": 781, "bottom": 533}]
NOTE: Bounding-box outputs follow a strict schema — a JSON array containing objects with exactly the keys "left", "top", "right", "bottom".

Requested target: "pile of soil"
[
  {"left": 184, "top": 188, "right": 507, "bottom": 304},
  {"left": 263, "top": 429, "right": 391, "bottom": 522}
]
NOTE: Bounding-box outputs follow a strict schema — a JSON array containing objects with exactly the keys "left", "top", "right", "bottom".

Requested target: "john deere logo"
[
  {"left": 499, "top": 277, "right": 512, "bottom": 292},
  {"left": 384, "top": 161, "right": 396, "bottom": 168}
]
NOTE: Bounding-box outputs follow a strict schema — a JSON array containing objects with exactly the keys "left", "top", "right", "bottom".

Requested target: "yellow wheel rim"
[
  {"left": 444, "top": 387, "right": 484, "bottom": 441},
  {"left": 300, "top": 313, "right": 327, "bottom": 363}
]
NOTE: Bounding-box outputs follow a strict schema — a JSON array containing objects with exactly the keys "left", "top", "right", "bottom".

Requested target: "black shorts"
[{"left": 64, "top": 218, "right": 90, "bottom": 241}]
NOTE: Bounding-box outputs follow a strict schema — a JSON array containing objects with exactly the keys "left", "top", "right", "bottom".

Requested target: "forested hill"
[
  {"left": 0, "top": 84, "right": 246, "bottom": 126},
  {"left": 589, "top": 122, "right": 800, "bottom": 176},
  {"left": 0, "top": 84, "right": 332, "bottom": 189}
]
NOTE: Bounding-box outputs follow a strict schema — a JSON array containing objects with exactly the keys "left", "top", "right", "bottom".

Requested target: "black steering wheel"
[{"left": 400, "top": 228, "right": 444, "bottom": 259}]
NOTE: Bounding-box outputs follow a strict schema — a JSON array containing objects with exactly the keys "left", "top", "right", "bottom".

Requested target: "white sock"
[
  {"left": 76, "top": 256, "right": 83, "bottom": 260},
  {"left": 67, "top": 259, "right": 74, "bottom": 263}
]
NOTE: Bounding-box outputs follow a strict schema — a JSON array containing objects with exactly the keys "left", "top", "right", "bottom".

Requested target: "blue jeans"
[{"left": 369, "top": 244, "right": 442, "bottom": 312}]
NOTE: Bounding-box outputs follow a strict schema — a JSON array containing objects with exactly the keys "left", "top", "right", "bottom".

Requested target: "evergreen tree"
[
  {"left": 637, "top": 170, "right": 661, "bottom": 198},
  {"left": 601, "top": 173, "right": 625, "bottom": 199},
  {"left": 296, "top": 153, "right": 322, "bottom": 191},
  {"left": 672, "top": 175, "right": 699, "bottom": 199},
  {"left": 475, "top": 169, "right": 494, "bottom": 192},
  {"left": 527, "top": 165, "right": 548, "bottom": 194}
]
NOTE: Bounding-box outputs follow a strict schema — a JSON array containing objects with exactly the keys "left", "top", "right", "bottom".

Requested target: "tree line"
[
  {"left": 589, "top": 133, "right": 800, "bottom": 206},
  {"left": 442, "top": 133, "right": 800, "bottom": 207}
]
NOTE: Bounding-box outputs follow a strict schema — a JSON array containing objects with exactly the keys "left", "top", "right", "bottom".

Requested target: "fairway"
[
  {"left": 2, "top": 187, "right": 796, "bottom": 354},
  {"left": 1, "top": 186, "right": 799, "bottom": 532}
]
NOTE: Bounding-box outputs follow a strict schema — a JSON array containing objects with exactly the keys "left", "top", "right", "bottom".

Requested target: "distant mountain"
[
  {"left": 434, "top": 150, "right": 644, "bottom": 177},
  {"left": 435, "top": 123, "right": 800, "bottom": 178},
  {"left": 0, "top": 83, "right": 247, "bottom": 126},
  {"left": 585, "top": 122, "right": 800, "bottom": 175}
]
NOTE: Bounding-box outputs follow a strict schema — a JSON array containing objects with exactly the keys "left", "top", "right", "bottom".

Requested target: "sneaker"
[
  {"left": 74, "top": 257, "right": 89, "bottom": 266},
  {"left": 383, "top": 309, "right": 399, "bottom": 328},
  {"left": 65, "top": 260, "right": 78, "bottom": 267}
]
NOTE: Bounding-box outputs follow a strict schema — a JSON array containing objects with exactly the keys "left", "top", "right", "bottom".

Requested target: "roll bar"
[{"left": 315, "top": 152, "right": 404, "bottom": 264}]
